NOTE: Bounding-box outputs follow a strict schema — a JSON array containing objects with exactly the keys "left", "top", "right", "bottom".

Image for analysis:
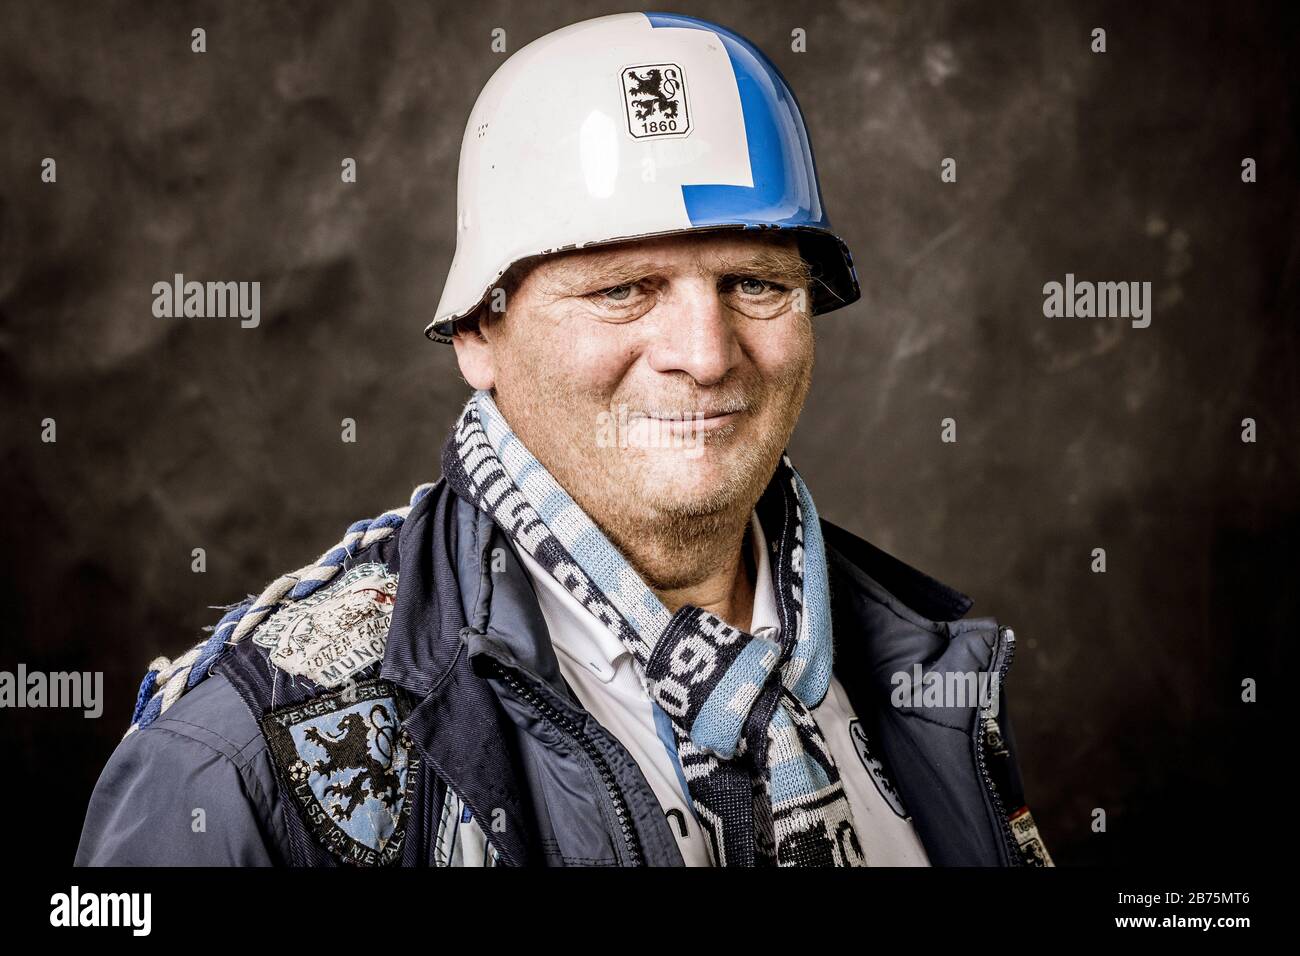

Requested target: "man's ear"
[{"left": 451, "top": 316, "right": 495, "bottom": 390}]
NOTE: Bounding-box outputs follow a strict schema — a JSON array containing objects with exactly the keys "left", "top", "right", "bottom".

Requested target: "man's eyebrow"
[
  {"left": 550, "top": 244, "right": 810, "bottom": 291},
  {"left": 708, "top": 246, "right": 811, "bottom": 284}
]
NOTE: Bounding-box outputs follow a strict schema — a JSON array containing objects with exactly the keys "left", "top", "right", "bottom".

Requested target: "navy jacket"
[{"left": 76, "top": 461, "right": 1051, "bottom": 867}]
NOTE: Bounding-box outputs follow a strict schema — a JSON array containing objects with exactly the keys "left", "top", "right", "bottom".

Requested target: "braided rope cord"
[{"left": 125, "top": 481, "right": 438, "bottom": 737}]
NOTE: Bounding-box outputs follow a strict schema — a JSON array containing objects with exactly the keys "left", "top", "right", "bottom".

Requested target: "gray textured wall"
[{"left": 1, "top": 0, "right": 1295, "bottom": 866}]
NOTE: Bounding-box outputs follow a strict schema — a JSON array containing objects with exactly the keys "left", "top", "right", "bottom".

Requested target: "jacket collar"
[{"left": 819, "top": 519, "right": 974, "bottom": 623}]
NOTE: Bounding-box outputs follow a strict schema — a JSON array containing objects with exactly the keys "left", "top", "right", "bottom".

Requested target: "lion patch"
[{"left": 261, "top": 679, "right": 418, "bottom": 866}]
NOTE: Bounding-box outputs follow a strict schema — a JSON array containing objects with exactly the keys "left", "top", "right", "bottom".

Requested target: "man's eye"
[
  {"left": 734, "top": 277, "right": 784, "bottom": 295},
  {"left": 591, "top": 284, "right": 635, "bottom": 302}
]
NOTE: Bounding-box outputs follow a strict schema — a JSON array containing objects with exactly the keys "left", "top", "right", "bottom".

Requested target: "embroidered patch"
[
  {"left": 1008, "top": 806, "right": 1055, "bottom": 867},
  {"left": 253, "top": 562, "right": 398, "bottom": 688},
  {"left": 621, "top": 63, "right": 691, "bottom": 139},
  {"left": 261, "top": 679, "right": 419, "bottom": 866},
  {"left": 848, "top": 719, "right": 909, "bottom": 818}
]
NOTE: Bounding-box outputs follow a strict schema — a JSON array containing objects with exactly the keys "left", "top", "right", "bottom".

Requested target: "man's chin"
[{"left": 618, "top": 453, "right": 755, "bottom": 518}]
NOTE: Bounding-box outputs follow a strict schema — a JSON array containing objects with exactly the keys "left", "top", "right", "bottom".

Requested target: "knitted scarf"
[{"left": 443, "top": 389, "right": 864, "bottom": 867}]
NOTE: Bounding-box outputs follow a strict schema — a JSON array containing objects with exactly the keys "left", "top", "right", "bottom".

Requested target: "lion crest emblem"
[{"left": 262, "top": 679, "right": 419, "bottom": 865}]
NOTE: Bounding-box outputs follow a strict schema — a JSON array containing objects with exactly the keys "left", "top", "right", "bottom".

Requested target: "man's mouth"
[
  {"left": 613, "top": 403, "right": 750, "bottom": 449},
  {"left": 631, "top": 405, "right": 747, "bottom": 431}
]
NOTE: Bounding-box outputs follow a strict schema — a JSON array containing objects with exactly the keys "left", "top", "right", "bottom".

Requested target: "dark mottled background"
[{"left": 1, "top": 0, "right": 1295, "bottom": 867}]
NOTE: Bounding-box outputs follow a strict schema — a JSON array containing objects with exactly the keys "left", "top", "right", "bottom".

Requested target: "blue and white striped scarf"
[{"left": 443, "top": 389, "right": 864, "bottom": 867}]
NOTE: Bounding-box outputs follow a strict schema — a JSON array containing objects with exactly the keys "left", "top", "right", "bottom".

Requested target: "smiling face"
[{"left": 451, "top": 229, "right": 815, "bottom": 549}]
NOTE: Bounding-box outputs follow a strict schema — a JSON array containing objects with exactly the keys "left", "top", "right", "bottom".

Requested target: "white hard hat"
[{"left": 426, "top": 11, "right": 861, "bottom": 343}]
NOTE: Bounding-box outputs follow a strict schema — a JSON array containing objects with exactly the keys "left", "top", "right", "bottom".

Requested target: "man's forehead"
[{"left": 535, "top": 231, "right": 806, "bottom": 284}]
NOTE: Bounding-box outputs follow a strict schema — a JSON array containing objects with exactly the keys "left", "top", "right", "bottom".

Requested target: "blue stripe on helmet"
[{"left": 644, "top": 12, "right": 829, "bottom": 230}]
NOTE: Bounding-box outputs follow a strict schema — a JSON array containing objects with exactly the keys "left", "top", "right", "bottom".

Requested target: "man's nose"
[{"left": 643, "top": 281, "right": 740, "bottom": 386}]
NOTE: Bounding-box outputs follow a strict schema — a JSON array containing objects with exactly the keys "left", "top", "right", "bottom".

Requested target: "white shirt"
[{"left": 514, "top": 510, "right": 931, "bottom": 867}]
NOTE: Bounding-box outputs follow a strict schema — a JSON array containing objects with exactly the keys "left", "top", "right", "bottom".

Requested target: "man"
[{"left": 76, "top": 12, "right": 1051, "bottom": 867}]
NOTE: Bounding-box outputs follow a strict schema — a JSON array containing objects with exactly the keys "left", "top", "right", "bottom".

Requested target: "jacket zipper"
[
  {"left": 491, "top": 660, "right": 646, "bottom": 867},
  {"left": 975, "top": 624, "right": 1022, "bottom": 866}
]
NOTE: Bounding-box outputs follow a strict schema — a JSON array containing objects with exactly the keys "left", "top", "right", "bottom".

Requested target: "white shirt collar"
[
  {"left": 515, "top": 508, "right": 780, "bottom": 683},
  {"left": 748, "top": 509, "right": 782, "bottom": 641},
  {"left": 515, "top": 543, "right": 631, "bottom": 683}
]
